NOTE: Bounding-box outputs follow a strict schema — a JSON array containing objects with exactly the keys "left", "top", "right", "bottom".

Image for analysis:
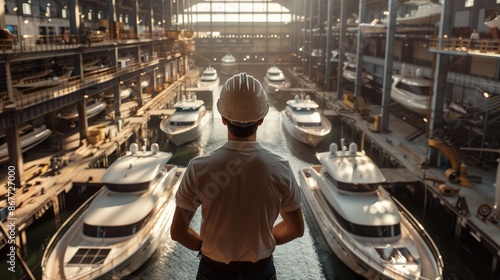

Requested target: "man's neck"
[{"left": 228, "top": 134, "right": 257, "bottom": 141}]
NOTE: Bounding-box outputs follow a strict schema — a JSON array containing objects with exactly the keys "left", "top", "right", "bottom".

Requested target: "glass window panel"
[
  {"left": 212, "top": 14, "right": 225, "bottom": 22},
  {"left": 226, "top": 14, "right": 238, "bottom": 22},
  {"left": 268, "top": 3, "right": 283, "bottom": 12},
  {"left": 22, "top": 3, "right": 31, "bottom": 15},
  {"left": 240, "top": 3, "right": 253, "bottom": 12},
  {"left": 197, "top": 3, "right": 211, "bottom": 12},
  {"left": 282, "top": 14, "right": 292, "bottom": 24},
  {"left": 254, "top": 3, "right": 266, "bottom": 12},
  {"left": 240, "top": 14, "right": 253, "bottom": 22},
  {"left": 62, "top": 9, "right": 67, "bottom": 19},
  {"left": 212, "top": 3, "right": 224, "bottom": 12},
  {"left": 268, "top": 13, "right": 282, "bottom": 22},
  {"left": 196, "top": 14, "right": 211, "bottom": 22},
  {"left": 254, "top": 14, "right": 266, "bottom": 22},
  {"left": 225, "top": 3, "right": 238, "bottom": 12}
]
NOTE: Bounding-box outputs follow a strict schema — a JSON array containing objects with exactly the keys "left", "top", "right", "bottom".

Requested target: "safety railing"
[{"left": 429, "top": 37, "right": 500, "bottom": 54}]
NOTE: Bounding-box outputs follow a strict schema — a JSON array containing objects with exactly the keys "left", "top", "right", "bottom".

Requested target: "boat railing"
[
  {"left": 0, "top": 29, "right": 186, "bottom": 54},
  {"left": 41, "top": 187, "right": 104, "bottom": 280},
  {"left": 58, "top": 171, "right": 181, "bottom": 280},
  {"left": 429, "top": 37, "right": 500, "bottom": 54},
  {"left": 0, "top": 56, "right": 162, "bottom": 113},
  {"left": 392, "top": 196, "right": 445, "bottom": 277}
]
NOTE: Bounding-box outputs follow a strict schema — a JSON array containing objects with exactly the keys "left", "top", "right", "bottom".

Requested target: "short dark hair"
[{"left": 224, "top": 118, "right": 259, "bottom": 138}]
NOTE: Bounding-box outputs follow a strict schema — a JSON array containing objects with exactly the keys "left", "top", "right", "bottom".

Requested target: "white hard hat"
[{"left": 217, "top": 72, "right": 269, "bottom": 127}]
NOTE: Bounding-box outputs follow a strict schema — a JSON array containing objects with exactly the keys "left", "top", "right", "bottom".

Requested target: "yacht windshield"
[
  {"left": 83, "top": 212, "right": 152, "bottom": 238},
  {"left": 396, "top": 82, "right": 430, "bottom": 96}
]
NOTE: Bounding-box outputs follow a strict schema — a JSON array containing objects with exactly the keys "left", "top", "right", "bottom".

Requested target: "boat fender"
[{"left": 477, "top": 204, "right": 492, "bottom": 221}]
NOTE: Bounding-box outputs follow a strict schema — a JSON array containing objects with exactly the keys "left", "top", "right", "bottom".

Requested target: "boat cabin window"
[
  {"left": 268, "top": 73, "right": 284, "bottom": 80},
  {"left": 170, "top": 121, "right": 196, "bottom": 126},
  {"left": 201, "top": 77, "right": 214, "bottom": 81},
  {"left": 395, "top": 81, "right": 430, "bottom": 96},
  {"left": 346, "top": 65, "right": 357, "bottom": 72},
  {"left": 176, "top": 107, "right": 200, "bottom": 112},
  {"left": 290, "top": 106, "right": 314, "bottom": 112},
  {"left": 107, "top": 181, "right": 149, "bottom": 192},
  {"left": 297, "top": 121, "right": 321, "bottom": 127},
  {"left": 83, "top": 212, "right": 152, "bottom": 238},
  {"left": 375, "top": 247, "right": 416, "bottom": 264},
  {"left": 323, "top": 169, "right": 379, "bottom": 192}
]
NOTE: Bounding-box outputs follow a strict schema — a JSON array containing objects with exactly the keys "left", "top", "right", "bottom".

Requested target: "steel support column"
[{"left": 380, "top": 0, "right": 398, "bottom": 132}]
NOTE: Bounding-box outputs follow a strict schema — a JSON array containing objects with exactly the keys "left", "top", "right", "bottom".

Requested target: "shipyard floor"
[{"left": 0, "top": 65, "right": 496, "bottom": 280}]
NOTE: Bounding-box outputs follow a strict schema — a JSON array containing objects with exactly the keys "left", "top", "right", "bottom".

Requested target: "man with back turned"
[{"left": 171, "top": 72, "right": 304, "bottom": 280}]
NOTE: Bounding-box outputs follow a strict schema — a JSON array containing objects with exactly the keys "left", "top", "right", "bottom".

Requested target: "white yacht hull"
[
  {"left": 13, "top": 70, "right": 72, "bottom": 88},
  {"left": 58, "top": 100, "right": 107, "bottom": 121},
  {"left": 299, "top": 166, "right": 443, "bottom": 280},
  {"left": 219, "top": 63, "right": 239, "bottom": 76},
  {"left": 397, "top": 13, "right": 441, "bottom": 25},
  {"left": 197, "top": 77, "right": 220, "bottom": 91},
  {"left": 263, "top": 77, "right": 291, "bottom": 93},
  {"left": 280, "top": 111, "right": 330, "bottom": 147},
  {"left": 300, "top": 170, "right": 383, "bottom": 279},
  {"left": 359, "top": 23, "right": 433, "bottom": 35},
  {"left": 42, "top": 166, "right": 184, "bottom": 280},
  {"left": 0, "top": 126, "right": 52, "bottom": 164},
  {"left": 391, "top": 76, "right": 429, "bottom": 115},
  {"left": 94, "top": 193, "right": 177, "bottom": 279},
  {"left": 485, "top": 16, "right": 500, "bottom": 29},
  {"left": 161, "top": 110, "right": 210, "bottom": 146},
  {"left": 102, "top": 87, "right": 132, "bottom": 100}
]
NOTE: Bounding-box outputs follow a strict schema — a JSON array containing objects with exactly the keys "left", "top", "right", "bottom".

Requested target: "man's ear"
[
  {"left": 222, "top": 118, "right": 227, "bottom": 125},
  {"left": 257, "top": 118, "right": 264, "bottom": 126}
]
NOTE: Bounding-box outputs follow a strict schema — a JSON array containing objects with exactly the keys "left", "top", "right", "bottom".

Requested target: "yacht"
[
  {"left": 298, "top": 140, "right": 444, "bottom": 280},
  {"left": 141, "top": 75, "right": 150, "bottom": 89},
  {"left": 197, "top": 66, "right": 220, "bottom": 90},
  {"left": 101, "top": 85, "right": 132, "bottom": 100},
  {"left": 83, "top": 59, "right": 107, "bottom": 72},
  {"left": 41, "top": 143, "right": 184, "bottom": 280},
  {"left": 219, "top": 53, "right": 238, "bottom": 76},
  {"left": 0, "top": 125, "right": 52, "bottom": 164},
  {"left": 13, "top": 69, "right": 72, "bottom": 89},
  {"left": 160, "top": 94, "right": 210, "bottom": 146},
  {"left": 263, "top": 66, "right": 291, "bottom": 93},
  {"left": 57, "top": 98, "right": 107, "bottom": 121},
  {"left": 359, "top": 20, "right": 434, "bottom": 36},
  {"left": 391, "top": 69, "right": 430, "bottom": 115},
  {"left": 280, "top": 95, "right": 331, "bottom": 147},
  {"left": 330, "top": 50, "right": 340, "bottom": 63},
  {"left": 485, "top": 7, "right": 500, "bottom": 30},
  {"left": 343, "top": 61, "right": 373, "bottom": 85},
  {"left": 396, "top": 0, "right": 442, "bottom": 25}
]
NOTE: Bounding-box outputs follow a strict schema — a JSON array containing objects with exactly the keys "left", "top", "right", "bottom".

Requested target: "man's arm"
[
  {"left": 272, "top": 207, "right": 304, "bottom": 245},
  {"left": 170, "top": 206, "right": 202, "bottom": 251}
]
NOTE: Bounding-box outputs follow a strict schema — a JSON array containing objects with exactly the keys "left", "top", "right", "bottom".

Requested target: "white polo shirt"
[{"left": 175, "top": 141, "right": 302, "bottom": 264}]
